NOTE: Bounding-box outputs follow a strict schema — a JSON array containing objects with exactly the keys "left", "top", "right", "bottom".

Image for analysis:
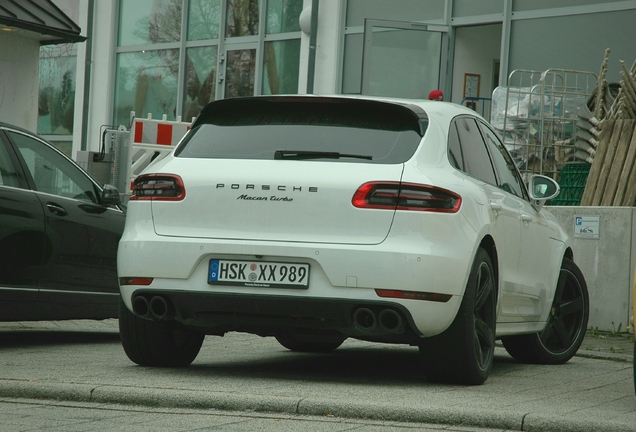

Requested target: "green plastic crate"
[{"left": 551, "top": 163, "right": 591, "bottom": 206}]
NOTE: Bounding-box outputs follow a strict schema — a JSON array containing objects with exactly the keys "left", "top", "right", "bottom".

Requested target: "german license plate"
[{"left": 208, "top": 259, "right": 310, "bottom": 289}]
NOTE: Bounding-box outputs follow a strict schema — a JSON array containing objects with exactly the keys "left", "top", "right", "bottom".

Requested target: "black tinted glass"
[
  {"left": 176, "top": 124, "right": 422, "bottom": 163},
  {"left": 480, "top": 123, "right": 527, "bottom": 199},
  {"left": 448, "top": 122, "right": 464, "bottom": 170},
  {"left": 176, "top": 97, "right": 426, "bottom": 163},
  {"left": 0, "top": 136, "right": 20, "bottom": 188},
  {"left": 455, "top": 117, "right": 497, "bottom": 185}
]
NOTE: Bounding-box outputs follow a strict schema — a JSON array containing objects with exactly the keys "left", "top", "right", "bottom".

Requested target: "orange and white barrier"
[
  {"left": 131, "top": 114, "right": 191, "bottom": 147},
  {"left": 117, "top": 113, "right": 193, "bottom": 197}
]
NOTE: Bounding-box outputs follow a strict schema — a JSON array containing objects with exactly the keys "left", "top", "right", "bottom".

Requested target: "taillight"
[
  {"left": 352, "top": 182, "right": 461, "bottom": 213},
  {"left": 130, "top": 174, "right": 185, "bottom": 201}
]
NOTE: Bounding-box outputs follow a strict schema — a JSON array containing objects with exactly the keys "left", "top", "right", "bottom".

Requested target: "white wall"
[
  {"left": 82, "top": 0, "right": 119, "bottom": 154},
  {"left": 548, "top": 206, "right": 636, "bottom": 333},
  {"left": 0, "top": 32, "right": 40, "bottom": 131}
]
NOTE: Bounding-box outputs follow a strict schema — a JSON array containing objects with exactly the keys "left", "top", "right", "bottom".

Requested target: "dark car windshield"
[{"left": 174, "top": 97, "right": 427, "bottom": 164}]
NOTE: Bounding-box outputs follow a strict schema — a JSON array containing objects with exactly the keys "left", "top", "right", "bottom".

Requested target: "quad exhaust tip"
[
  {"left": 132, "top": 295, "right": 175, "bottom": 320},
  {"left": 353, "top": 307, "right": 405, "bottom": 335}
]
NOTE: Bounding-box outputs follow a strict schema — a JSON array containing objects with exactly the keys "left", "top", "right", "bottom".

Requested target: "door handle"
[
  {"left": 46, "top": 203, "right": 68, "bottom": 217},
  {"left": 521, "top": 214, "right": 532, "bottom": 222},
  {"left": 490, "top": 202, "right": 502, "bottom": 211}
]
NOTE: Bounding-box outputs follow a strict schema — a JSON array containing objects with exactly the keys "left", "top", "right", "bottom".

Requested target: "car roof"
[
  {"left": 0, "top": 122, "right": 39, "bottom": 136},
  {"left": 192, "top": 94, "right": 483, "bottom": 133}
]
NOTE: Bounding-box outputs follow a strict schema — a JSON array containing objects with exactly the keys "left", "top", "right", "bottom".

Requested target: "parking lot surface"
[{"left": 0, "top": 320, "right": 634, "bottom": 432}]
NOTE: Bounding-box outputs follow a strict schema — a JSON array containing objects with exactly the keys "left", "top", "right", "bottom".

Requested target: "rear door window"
[
  {"left": 479, "top": 122, "right": 528, "bottom": 199},
  {"left": 453, "top": 117, "right": 497, "bottom": 185}
]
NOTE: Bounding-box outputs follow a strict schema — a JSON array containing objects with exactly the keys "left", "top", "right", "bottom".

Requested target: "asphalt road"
[{"left": 0, "top": 320, "right": 634, "bottom": 432}]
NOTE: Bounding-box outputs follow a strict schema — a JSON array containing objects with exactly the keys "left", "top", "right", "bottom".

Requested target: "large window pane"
[
  {"left": 365, "top": 27, "right": 441, "bottom": 99},
  {"left": 342, "top": 33, "right": 363, "bottom": 94},
  {"left": 262, "top": 40, "right": 300, "bottom": 95},
  {"left": 187, "top": 0, "right": 221, "bottom": 40},
  {"left": 183, "top": 47, "right": 218, "bottom": 121},
  {"left": 38, "top": 45, "right": 76, "bottom": 135},
  {"left": 114, "top": 50, "right": 179, "bottom": 127},
  {"left": 226, "top": 0, "right": 260, "bottom": 37},
  {"left": 225, "top": 49, "right": 256, "bottom": 97},
  {"left": 118, "top": 0, "right": 181, "bottom": 46},
  {"left": 346, "top": 0, "right": 444, "bottom": 27},
  {"left": 266, "top": 0, "right": 302, "bottom": 34}
]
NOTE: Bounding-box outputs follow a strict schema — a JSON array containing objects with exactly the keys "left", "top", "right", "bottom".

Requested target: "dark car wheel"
[
  {"left": 419, "top": 248, "right": 496, "bottom": 385},
  {"left": 119, "top": 299, "right": 204, "bottom": 367},
  {"left": 275, "top": 334, "right": 346, "bottom": 353},
  {"left": 501, "top": 257, "right": 589, "bottom": 364}
]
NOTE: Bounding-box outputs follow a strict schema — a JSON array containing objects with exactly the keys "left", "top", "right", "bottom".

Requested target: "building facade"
[{"left": 21, "top": 0, "right": 636, "bottom": 159}]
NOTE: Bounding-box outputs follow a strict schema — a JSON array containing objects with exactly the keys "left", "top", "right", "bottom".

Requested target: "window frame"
[
  {"left": 477, "top": 119, "right": 530, "bottom": 201},
  {"left": 113, "top": 0, "right": 304, "bottom": 127},
  {"left": 448, "top": 114, "right": 530, "bottom": 201}
]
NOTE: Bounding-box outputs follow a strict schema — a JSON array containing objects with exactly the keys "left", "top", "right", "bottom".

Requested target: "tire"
[
  {"left": 119, "top": 299, "right": 204, "bottom": 367},
  {"left": 275, "top": 334, "right": 345, "bottom": 353},
  {"left": 419, "top": 248, "right": 496, "bottom": 385},
  {"left": 501, "top": 257, "right": 589, "bottom": 365}
]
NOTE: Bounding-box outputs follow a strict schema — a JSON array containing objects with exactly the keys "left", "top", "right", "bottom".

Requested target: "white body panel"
[
  {"left": 118, "top": 96, "right": 572, "bottom": 341},
  {"left": 149, "top": 157, "right": 403, "bottom": 244}
]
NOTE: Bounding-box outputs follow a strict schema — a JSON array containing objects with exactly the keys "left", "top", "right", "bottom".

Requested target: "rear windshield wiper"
[{"left": 274, "top": 150, "right": 372, "bottom": 160}]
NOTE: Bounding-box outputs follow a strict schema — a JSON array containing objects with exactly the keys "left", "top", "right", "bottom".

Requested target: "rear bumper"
[
  {"left": 118, "top": 205, "right": 476, "bottom": 338},
  {"left": 124, "top": 289, "right": 430, "bottom": 343}
]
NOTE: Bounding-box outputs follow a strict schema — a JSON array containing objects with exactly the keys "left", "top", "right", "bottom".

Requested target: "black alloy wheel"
[
  {"left": 472, "top": 257, "right": 497, "bottom": 373},
  {"left": 502, "top": 257, "right": 589, "bottom": 364},
  {"left": 420, "top": 247, "right": 496, "bottom": 385}
]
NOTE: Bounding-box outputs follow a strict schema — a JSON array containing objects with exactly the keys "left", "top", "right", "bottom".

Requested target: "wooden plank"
[
  {"left": 580, "top": 119, "right": 615, "bottom": 205},
  {"left": 614, "top": 121, "right": 636, "bottom": 205},
  {"left": 592, "top": 120, "right": 624, "bottom": 205},
  {"left": 602, "top": 120, "right": 634, "bottom": 205},
  {"left": 621, "top": 123, "right": 636, "bottom": 205}
]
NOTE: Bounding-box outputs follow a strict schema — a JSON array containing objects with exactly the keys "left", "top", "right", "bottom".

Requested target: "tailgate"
[{"left": 150, "top": 158, "right": 404, "bottom": 245}]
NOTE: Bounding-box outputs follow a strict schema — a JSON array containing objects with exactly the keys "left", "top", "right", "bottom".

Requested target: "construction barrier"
[{"left": 113, "top": 113, "right": 193, "bottom": 199}]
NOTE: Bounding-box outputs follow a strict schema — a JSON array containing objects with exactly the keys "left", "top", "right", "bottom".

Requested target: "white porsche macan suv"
[{"left": 118, "top": 95, "right": 589, "bottom": 385}]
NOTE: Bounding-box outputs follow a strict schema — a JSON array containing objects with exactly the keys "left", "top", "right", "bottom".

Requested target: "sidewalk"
[
  {"left": 578, "top": 330, "right": 634, "bottom": 362},
  {"left": 0, "top": 320, "right": 634, "bottom": 432}
]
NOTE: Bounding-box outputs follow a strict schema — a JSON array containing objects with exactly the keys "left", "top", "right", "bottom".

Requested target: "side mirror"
[
  {"left": 528, "top": 175, "right": 559, "bottom": 211},
  {"left": 101, "top": 184, "right": 122, "bottom": 206}
]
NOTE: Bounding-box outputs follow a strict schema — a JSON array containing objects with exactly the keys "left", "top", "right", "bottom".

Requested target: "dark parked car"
[{"left": 0, "top": 122, "right": 124, "bottom": 321}]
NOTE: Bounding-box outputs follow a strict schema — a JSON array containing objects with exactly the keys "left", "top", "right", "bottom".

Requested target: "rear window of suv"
[{"left": 174, "top": 97, "right": 427, "bottom": 164}]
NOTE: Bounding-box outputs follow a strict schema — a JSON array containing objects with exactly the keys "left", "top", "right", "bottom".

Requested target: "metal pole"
[
  {"left": 306, "top": 0, "right": 319, "bottom": 94},
  {"left": 80, "top": 0, "right": 95, "bottom": 151}
]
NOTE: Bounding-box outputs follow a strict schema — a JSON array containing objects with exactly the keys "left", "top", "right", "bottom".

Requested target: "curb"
[
  {"left": 575, "top": 349, "right": 633, "bottom": 363},
  {"left": 0, "top": 379, "right": 634, "bottom": 432}
]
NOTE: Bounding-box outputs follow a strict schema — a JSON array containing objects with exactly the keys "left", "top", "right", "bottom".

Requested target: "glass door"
[
  {"left": 221, "top": 44, "right": 258, "bottom": 99},
  {"left": 361, "top": 20, "right": 449, "bottom": 99}
]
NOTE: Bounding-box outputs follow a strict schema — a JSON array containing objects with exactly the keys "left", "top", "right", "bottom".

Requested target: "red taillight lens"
[
  {"left": 376, "top": 289, "right": 452, "bottom": 303},
  {"left": 352, "top": 182, "right": 461, "bottom": 213},
  {"left": 119, "top": 277, "right": 154, "bottom": 286},
  {"left": 130, "top": 174, "right": 185, "bottom": 201}
]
